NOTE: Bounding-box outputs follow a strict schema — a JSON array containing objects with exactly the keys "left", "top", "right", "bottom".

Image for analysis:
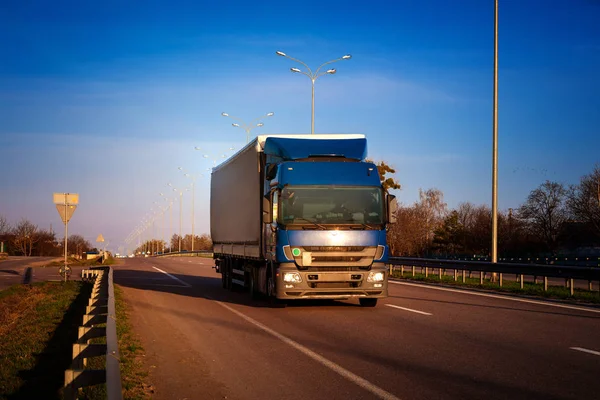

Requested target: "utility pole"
[{"left": 491, "top": 0, "right": 500, "bottom": 284}]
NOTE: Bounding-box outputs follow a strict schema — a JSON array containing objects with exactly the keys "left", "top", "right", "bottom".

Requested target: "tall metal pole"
[
  {"left": 492, "top": 0, "right": 499, "bottom": 265},
  {"left": 191, "top": 178, "right": 195, "bottom": 251},
  {"left": 222, "top": 112, "right": 274, "bottom": 143},
  {"left": 276, "top": 51, "right": 351, "bottom": 134},
  {"left": 64, "top": 194, "right": 68, "bottom": 282},
  {"left": 162, "top": 207, "right": 166, "bottom": 253},
  {"left": 179, "top": 191, "right": 182, "bottom": 252},
  {"left": 311, "top": 80, "right": 315, "bottom": 134},
  {"left": 169, "top": 201, "right": 173, "bottom": 253}
]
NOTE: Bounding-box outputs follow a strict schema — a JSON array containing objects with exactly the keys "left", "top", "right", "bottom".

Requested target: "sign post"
[
  {"left": 96, "top": 234, "right": 105, "bottom": 263},
  {"left": 53, "top": 193, "right": 79, "bottom": 281}
]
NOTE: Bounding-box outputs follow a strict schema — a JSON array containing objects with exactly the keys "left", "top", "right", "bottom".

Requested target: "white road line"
[
  {"left": 385, "top": 304, "right": 432, "bottom": 316},
  {"left": 132, "top": 283, "right": 191, "bottom": 288},
  {"left": 216, "top": 301, "right": 401, "bottom": 400},
  {"left": 570, "top": 347, "right": 600, "bottom": 356},
  {"left": 152, "top": 266, "right": 192, "bottom": 287},
  {"left": 390, "top": 280, "right": 600, "bottom": 314}
]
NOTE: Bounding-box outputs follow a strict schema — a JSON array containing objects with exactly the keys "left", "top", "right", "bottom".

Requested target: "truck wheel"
[
  {"left": 221, "top": 266, "right": 227, "bottom": 288},
  {"left": 359, "top": 298, "right": 378, "bottom": 307}
]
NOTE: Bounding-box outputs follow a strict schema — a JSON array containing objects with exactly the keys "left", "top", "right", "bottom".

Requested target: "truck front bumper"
[{"left": 275, "top": 263, "right": 388, "bottom": 300}]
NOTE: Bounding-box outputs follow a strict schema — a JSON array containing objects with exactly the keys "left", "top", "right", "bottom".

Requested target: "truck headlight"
[
  {"left": 367, "top": 271, "right": 385, "bottom": 283},
  {"left": 283, "top": 272, "right": 302, "bottom": 283}
]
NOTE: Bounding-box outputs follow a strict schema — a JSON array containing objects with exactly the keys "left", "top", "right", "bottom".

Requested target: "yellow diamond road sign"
[
  {"left": 96, "top": 234, "right": 105, "bottom": 243},
  {"left": 55, "top": 204, "right": 77, "bottom": 224}
]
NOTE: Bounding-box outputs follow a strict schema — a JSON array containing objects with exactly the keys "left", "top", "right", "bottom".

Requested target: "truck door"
[{"left": 264, "top": 190, "right": 278, "bottom": 262}]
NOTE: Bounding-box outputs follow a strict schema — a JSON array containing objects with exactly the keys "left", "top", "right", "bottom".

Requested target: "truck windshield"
[{"left": 280, "top": 186, "right": 384, "bottom": 227}]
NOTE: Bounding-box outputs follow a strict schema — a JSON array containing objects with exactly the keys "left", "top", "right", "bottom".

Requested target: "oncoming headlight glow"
[
  {"left": 367, "top": 271, "right": 385, "bottom": 283},
  {"left": 283, "top": 272, "right": 302, "bottom": 283}
]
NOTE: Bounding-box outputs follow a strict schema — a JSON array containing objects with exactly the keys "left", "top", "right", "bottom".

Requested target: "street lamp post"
[
  {"left": 276, "top": 51, "right": 351, "bottom": 134},
  {"left": 179, "top": 167, "right": 203, "bottom": 252},
  {"left": 197, "top": 148, "right": 234, "bottom": 172},
  {"left": 160, "top": 192, "right": 173, "bottom": 252},
  {"left": 168, "top": 183, "right": 189, "bottom": 253},
  {"left": 160, "top": 205, "right": 166, "bottom": 254},
  {"left": 492, "top": 0, "right": 499, "bottom": 272},
  {"left": 221, "top": 112, "right": 274, "bottom": 143},
  {"left": 172, "top": 188, "right": 182, "bottom": 252}
]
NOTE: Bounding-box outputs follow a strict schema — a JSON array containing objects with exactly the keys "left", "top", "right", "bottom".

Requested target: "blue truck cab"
[{"left": 211, "top": 134, "right": 397, "bottom": 307}]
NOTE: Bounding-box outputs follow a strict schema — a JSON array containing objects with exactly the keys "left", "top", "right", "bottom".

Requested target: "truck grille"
[
  {"left": 312, "top": 256, "right": 362, "bottom": 262},
  {"left": 293, "top": 246, "right": 377, "bottom": 268},
  {"left": 304, "top": 266, "right": 360, "bottom": 272},
  {"left": 302, "top": 246, "right": 365, "bottom": 252}
]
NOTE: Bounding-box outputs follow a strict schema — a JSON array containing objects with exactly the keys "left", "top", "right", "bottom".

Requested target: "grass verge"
[
  {"left": 0, "top": 281, "right": 91, "bottom": 400},
  {"left": 114, "top": 285, "right": 154, "bottom": 399},
  {"left": 45, "top": 255, "right": 116, "bottom": 268},
  {"left": 390, "top": 269, "right": 600, "bottom": 305}
]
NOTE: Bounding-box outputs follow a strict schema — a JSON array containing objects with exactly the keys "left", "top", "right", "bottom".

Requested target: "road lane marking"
[
  {"left": 216, "top": 301, "right": 401, "bottom": 400},
  {"left": 385, "top": 304, "right": 432, "bottom": 316},
  {"left": 390, "top": 280, "right": 600, "bottom": 314},
  {"left": 570, "top": 347, "right": 600, "bottom": 356},
  {"left": 152, "top": 267, "right": 192, "bottom": 287}
]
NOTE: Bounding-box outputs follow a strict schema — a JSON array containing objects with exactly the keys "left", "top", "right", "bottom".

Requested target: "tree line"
[
  {"left": 388, "top": 165, "right": 600, "bottom": 258},
  {"left": 132, "top": 233, "right": 213, "bottom": 255},
  {"left": 0, "top": 215, "right": 95, "bottom": 257}
]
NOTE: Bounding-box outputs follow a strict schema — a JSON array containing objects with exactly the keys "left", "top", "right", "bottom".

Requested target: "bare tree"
[
  {"left": 0, "top": 214, "right": 9, "bottom": 235},
  {"left": 35, "top": 229, "right": 59, "bottom": 256},
  {"left": 567, "top": 164, "right": 600, "bottom": 240},
  {"left": 518, "top": 180, "right": 568, "bottom": 254},
  {"left": 416, "top": 188, "right": 447, "bottom": 249},
  {"left": 196, "top": 234, "right": 213, "bottom": 251},
  {"left": 0, "top": 215, "right": 11, "bottom": 255},
  {"left": 68, "top": 234, "right": 92, "bottom": 259},
  {"left": 170, "top": 234, "right": 182, "bottom": 252},
  {"left": 470, "top": 205, "right": 493, "bottom": 256},
  {"left": 11, "top": 218, "right": 38, "bottom": 256},
  {"left": 388, "top": 204, "right": 429, "bottom": 256}
]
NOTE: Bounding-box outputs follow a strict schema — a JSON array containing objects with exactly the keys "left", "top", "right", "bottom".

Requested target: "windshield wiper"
[
  {"left": 293, "top": 217, "right": 327, "bottom": 230},
  {"left": 343, "top": 221, "right": 381, "bottom": 230}
]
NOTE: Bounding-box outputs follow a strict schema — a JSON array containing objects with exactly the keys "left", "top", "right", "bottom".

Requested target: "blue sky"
[{"left": 1, "top": 1, "right": 599, "bottom": 254}]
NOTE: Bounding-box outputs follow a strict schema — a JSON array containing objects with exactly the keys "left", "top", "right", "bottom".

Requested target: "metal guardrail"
[
  {"left": 388, "top": 257, "right": 600, "bottom": 295},
  {"left": 421, "top": 256, "right": 600, "bottom": 267},
  {"left": 63, "top": 267, "right": 122, "bottom": 400},
  {"left": 155, "top": 250, "right": 213, "bottom": 257}
]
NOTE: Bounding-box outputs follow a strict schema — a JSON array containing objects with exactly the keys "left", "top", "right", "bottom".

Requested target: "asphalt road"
[
  {"left": 0, "top": 256, "right": 61, "bottom": 290},
  {"left": 114, "top": 257, "right": 600, "bottom": 400}
]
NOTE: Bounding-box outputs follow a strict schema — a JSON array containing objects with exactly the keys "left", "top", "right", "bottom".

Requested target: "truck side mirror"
[
  {"left": 387, "top": 194, "right": 398, "bottom": 224},
  {"left": 263, "top": 196, "right": 272, "bottom": 224}
]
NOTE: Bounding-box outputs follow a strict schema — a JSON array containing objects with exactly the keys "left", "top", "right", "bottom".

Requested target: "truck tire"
[
  {"left": 221, "top": 259, "right": 229, "bottom": 288},
  {"left": 359, "top": 298, "right": 378, "bottom": 307},
  {"left": 221, "top": 265, "right": 227, "bottom": 288}
]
